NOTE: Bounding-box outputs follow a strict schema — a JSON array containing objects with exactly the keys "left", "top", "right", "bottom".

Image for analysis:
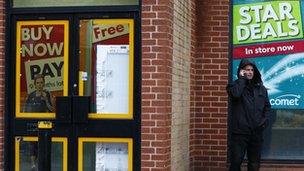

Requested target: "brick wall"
[
  {"left": 171, "top": 0, "right": 192, "bottom": 170},
  {"left": 0, "top": 0, "right": 4, "bottom": 169},
  {"left": 142, "top": 0, "right": 231, "bottom": 170},
  {"left": 141, "top": 0, "right": 174, "bottom": 170},
  {"left": 190, "top": 0, "right": 229, "bottom": 170}
]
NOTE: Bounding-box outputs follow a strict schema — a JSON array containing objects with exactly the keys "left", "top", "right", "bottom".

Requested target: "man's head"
[
  {"left": 241, "top": 64, "right": 254, "bottom": 80},
  {"left": 237, "top": 59, "right": 262, "bottom": 84},
  {"left": 33, "top": 74, "right": 45, "bottom": 91}
]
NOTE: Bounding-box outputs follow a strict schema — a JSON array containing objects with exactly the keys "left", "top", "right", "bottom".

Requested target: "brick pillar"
[
  {"left": 141, "top": 0, "right": 174, "bottom": 170},
  {"left": 190, "top": 0, "right": 229, "bottom": 170},
  {"left": 171, "top": 0, "right": 193, "bottom": 170}
]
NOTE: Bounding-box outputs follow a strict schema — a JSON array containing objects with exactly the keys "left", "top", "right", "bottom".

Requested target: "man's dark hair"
[{"left": 241, "top": 63, "right": 253, "bottom": 69}]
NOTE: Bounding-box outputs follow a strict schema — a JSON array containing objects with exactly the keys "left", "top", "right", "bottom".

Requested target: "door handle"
[
  {"left": 72, "top": 96, "right": 90, "bottom": 124},
  {"left": 55, "top": 96, "right": 90, "bottom": 124},
  {"left": 55, "top": 96, "right": 72, "bottom": 123}
]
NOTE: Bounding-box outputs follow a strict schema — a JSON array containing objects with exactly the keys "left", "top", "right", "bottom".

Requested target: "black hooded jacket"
[{"left": 227, "top": 59, "right": 271, "bottom": 134}]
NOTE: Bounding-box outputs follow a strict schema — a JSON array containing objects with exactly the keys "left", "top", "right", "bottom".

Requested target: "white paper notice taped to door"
[
  {"left": 95, "top": 45, "right": 129, "bottom": 114},
  {"left": 95, "top": 142, "right": 128, "bottom": 170}
]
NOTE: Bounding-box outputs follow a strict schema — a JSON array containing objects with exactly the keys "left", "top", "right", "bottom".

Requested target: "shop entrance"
[{"left": 6, "top": 13, "right": 141, "bottom": 171}]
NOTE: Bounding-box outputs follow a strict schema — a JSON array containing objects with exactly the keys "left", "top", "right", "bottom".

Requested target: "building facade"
[{"left": 0, "top": 0, "right": 303, "bottom": 170}]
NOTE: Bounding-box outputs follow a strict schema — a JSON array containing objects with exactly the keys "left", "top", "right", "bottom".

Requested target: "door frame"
[{"left": 5, "top": 3, "right": 141, "bottom": 171}]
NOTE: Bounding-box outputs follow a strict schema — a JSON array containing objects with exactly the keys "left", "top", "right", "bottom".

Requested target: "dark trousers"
[{"left": 229, "top": 132, "right": 263, "bottom": 171}]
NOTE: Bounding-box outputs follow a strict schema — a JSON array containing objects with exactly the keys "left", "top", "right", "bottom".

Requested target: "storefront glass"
[
  {"left": 262, "top": 110, "right": 304, "bottom": 159},
  {"left": 231, "top": 0, "right": 304, "bottom": 160},
  {"left": 79, "top": 19, "right": 134, "bottom": 119},
  {"left": 78, "top": 138, "right": 132, "bottom": 171},
  {"left": 15, "top": 137, "right": 67, "bottom": 171},
  {"left": 15, "top": 20, "right": 69, "bottom": 118}
]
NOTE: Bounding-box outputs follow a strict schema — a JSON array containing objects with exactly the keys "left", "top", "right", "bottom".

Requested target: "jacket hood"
[{"left": 237, "top": 59, "right": 262, "bottom": 84}]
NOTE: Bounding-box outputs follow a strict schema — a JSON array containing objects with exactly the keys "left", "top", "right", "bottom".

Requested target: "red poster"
[{"left": 16, "top": 21, "right": 68, "bottom": 116}]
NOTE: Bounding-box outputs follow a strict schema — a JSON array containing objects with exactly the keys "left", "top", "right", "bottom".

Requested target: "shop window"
[
  {"left": 231, "top": 0, "right": 304, "bottom": 160},
  {"left": 78, "top": 19, "right": 134, "bottom": 119},
  {"left": 262, "top": 110, "right": 304, "bottom": 160}
]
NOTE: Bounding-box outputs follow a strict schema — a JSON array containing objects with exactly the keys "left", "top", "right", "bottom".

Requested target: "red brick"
[{"left": 142, "top": 0, "right": 231, "bottom": 170}]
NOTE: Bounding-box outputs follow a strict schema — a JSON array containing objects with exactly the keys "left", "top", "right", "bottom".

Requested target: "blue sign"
[{"left": 233, "top": 53, "right": 304, "bottom": 109}]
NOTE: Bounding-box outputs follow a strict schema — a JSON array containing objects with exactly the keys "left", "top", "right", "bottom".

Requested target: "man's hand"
[{"left": 239, "top": 69, "right": 247, "bottom": 77}]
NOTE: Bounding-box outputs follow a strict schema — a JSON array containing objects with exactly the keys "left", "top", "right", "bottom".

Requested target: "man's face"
[
  {"left": 244, "top": 65, "right": 254, "bottom": 80},
  {"left": 35, "top": 78, "right": 45, "bottom": 91}
]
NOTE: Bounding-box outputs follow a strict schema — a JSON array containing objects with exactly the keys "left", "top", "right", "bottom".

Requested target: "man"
[{"left": 227, "top": 59, "right": 271, "bottom": 171}]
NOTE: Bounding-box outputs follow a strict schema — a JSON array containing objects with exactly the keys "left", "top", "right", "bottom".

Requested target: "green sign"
[{"left": 233, "top": 1, "right": 303, "bottom": 45}]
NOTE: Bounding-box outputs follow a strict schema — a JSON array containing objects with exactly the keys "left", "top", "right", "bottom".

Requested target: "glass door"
[
  {"left": 78, "top": 19, "right": 134, "bottom": 119},
  {"left": 9, "top": 13, "right": 140, "bottom": 171},
  {"left": 12, "top": 17, "right": 71, "bottom": 171},
  {"left": 77, "top": 18, "right": 136, "bottom": 171}
]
